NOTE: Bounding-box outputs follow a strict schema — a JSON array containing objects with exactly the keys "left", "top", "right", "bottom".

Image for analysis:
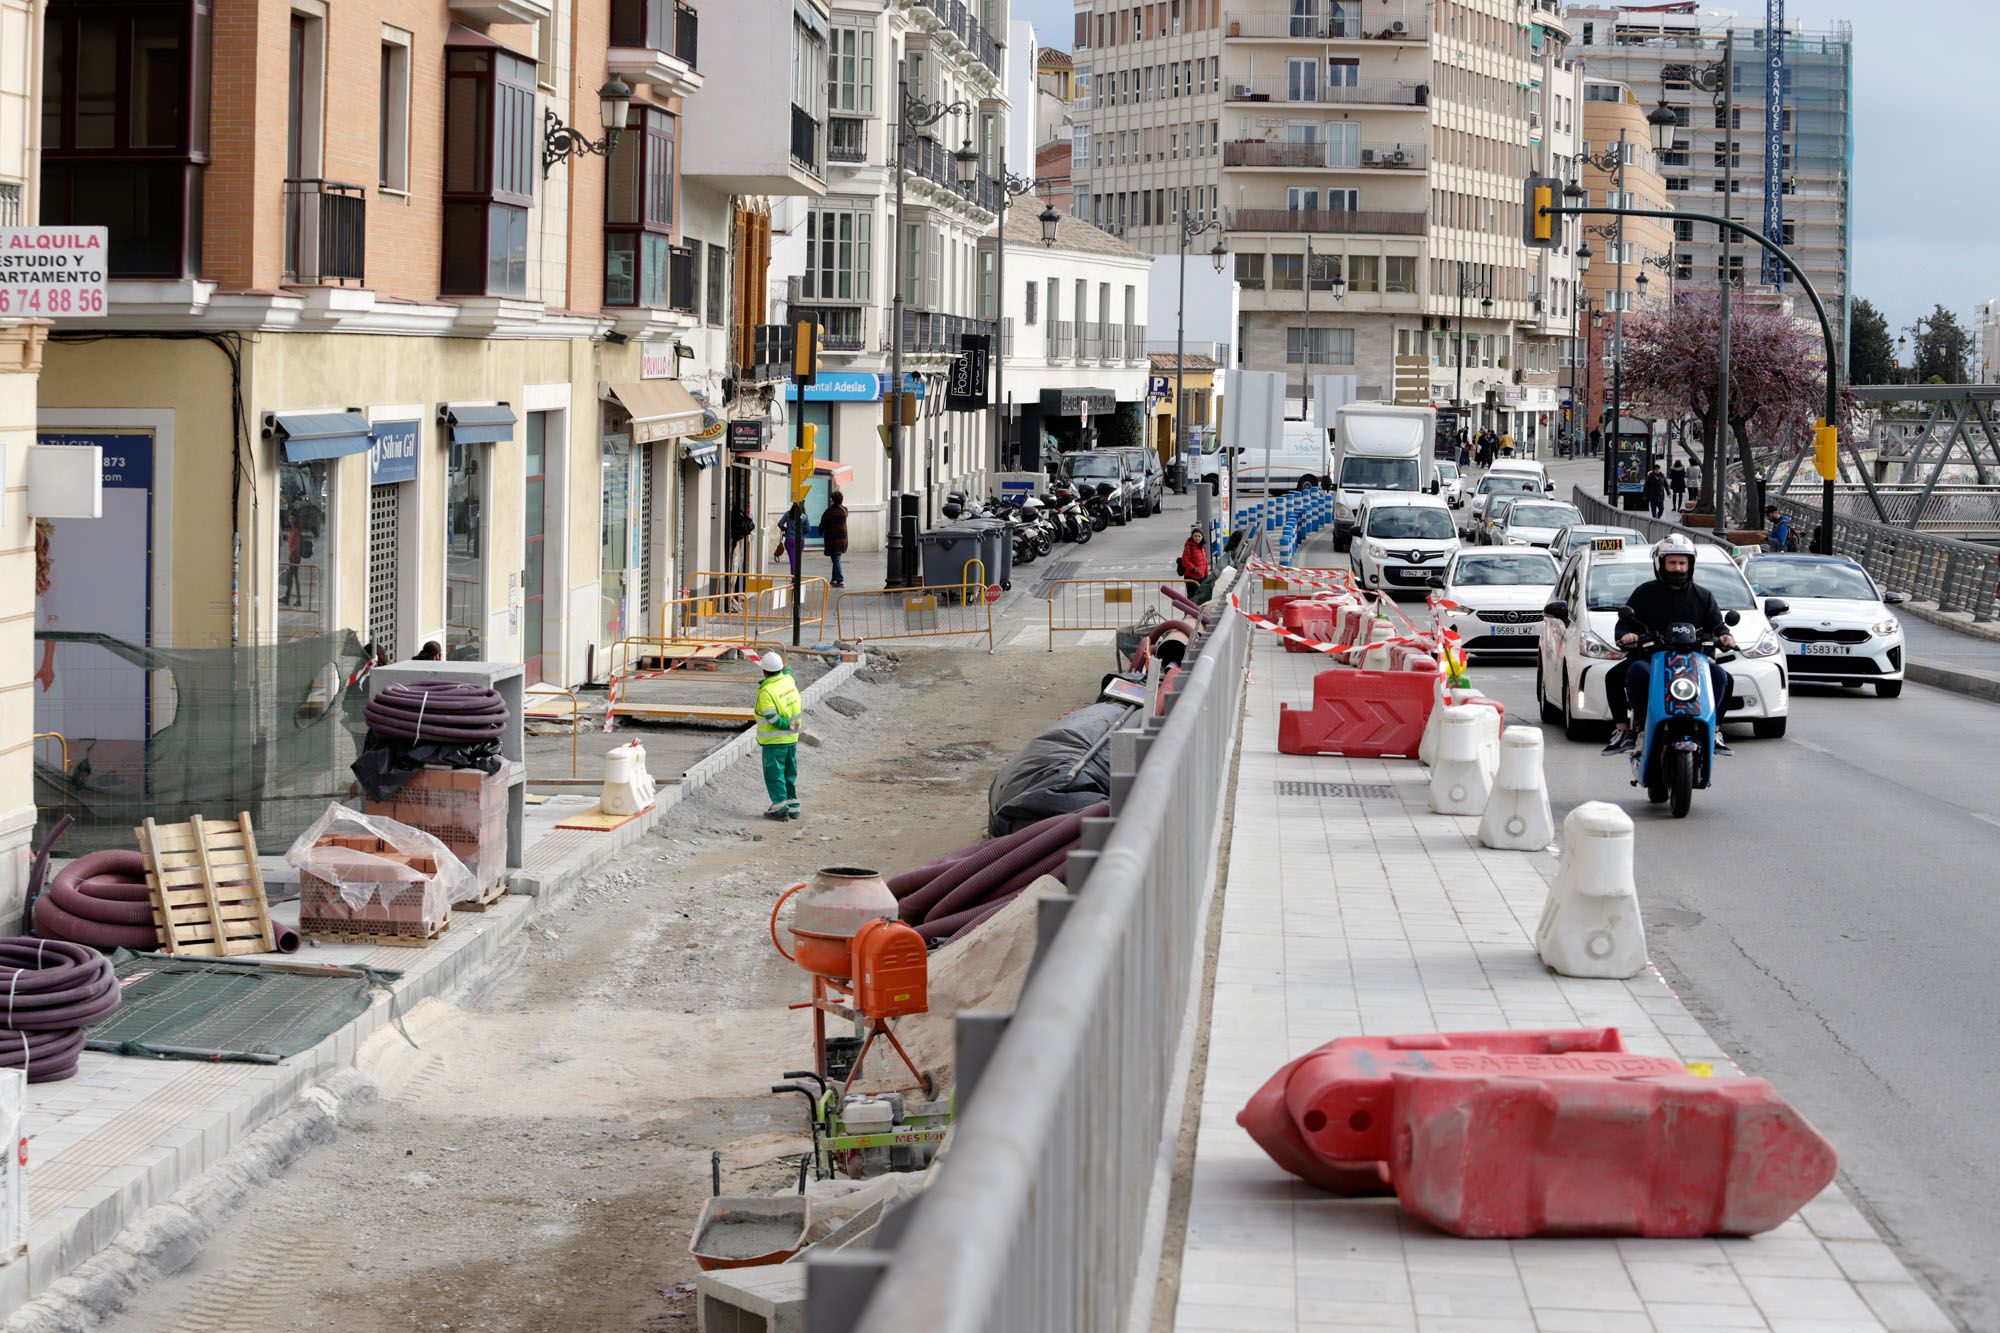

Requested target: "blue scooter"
[{"left": 1624, "top": 611, "right": 1741, "bottom": 818}]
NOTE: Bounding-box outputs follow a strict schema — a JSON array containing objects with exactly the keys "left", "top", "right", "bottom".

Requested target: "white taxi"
[
  {"left": 1431, "top": 547, "right": 1560, "bottom": 660},
  {"left": 1536, "top": 537, "right": 1791, "bottom": 742}
]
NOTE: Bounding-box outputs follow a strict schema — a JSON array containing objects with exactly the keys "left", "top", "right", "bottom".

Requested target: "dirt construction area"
[{"left": 93, "top": 644, "right": 1114, "bottom": 1333}]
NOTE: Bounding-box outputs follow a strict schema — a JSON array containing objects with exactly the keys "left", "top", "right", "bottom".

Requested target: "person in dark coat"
[
  {"left": 820, "top": 490, "right": 850, "bottom": 588},
  {"left": 1644, "top": 465, "right": 1668, "bottom": 519},
  {"left": 1669, "top": 459, "right": 1688, "bottom": 509}
]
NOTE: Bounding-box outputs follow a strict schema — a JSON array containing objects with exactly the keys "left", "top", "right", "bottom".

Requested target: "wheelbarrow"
[{"left": 688, "top": 1149, "right": 811, "bottom": 1272}]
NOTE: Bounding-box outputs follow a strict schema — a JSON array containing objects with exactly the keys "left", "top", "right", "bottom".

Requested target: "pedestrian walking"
[
  {"left": 1457, "top": 439, "right": 1471, "bottom": 470},
  {"left": 754, "top": 650, "right": 803, "bottom": 820},
  {"left": 1644, "top": 465, "right": 1668, "bottom": 519},
  {"left": 1588, "top": 427, "right": 1603, "bottom": 458},
  {"left": 1178, "top": 523, "right": 1211, "bottom": 600},
  {"left": 281, "top": 515, "right": 305, "bottom": 607},
  {"left": 1669, "top": 459, "right": 1687, "bottom": 509},
  {"left": 1686, "top": 459, "right": 1703, "bottom": 505},
  {"left": 771, "top": 507, "right": 801, "bottom": 570},
  {"left": 820, "top": 490, "right": 849, "bottom": 588},
  {"left": 1764, "top": 504, "right": 1794, "bottom": 553}
]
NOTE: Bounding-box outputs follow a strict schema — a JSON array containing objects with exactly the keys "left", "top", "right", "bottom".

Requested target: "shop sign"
[
  {"left": 368, "top": 420, "right": 421, "bottom": 485},
  {"left": 728, "top": 419, "right": 769, "bottom": 453},
  {"left": 0, "top": 228, "right": 108, "bottom": 317},
  {"left": 1149, "top": 376, "right": 1173, "bottom": 399},
  {"left": 1038, "top": 388, "right": 1117, "bottom": 418},
  {"left": 945, "top": 335, "right": 990, "bottom": 411},
  {"left": 641, "top": 341, "right": 677, "bottom": 379}
]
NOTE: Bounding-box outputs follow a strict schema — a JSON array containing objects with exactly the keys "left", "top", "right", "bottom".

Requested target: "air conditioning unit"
[
  {"left": 1391, "top": 148, "right": 1409, "bottom": 165},
  {"left": 1361, "top": 148, "right": 1379, "bottom": 165},
  {"left": 1391, "top": 20, "right": 1407, "bottom": 34},
  {"left": 1232, "top": 84, "right": 1254, "bottom": 99}
]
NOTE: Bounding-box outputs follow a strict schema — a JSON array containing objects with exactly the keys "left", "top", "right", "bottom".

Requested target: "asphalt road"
[{"left": 1366, "top": 452, "right": 2000, "bottom": 1329}]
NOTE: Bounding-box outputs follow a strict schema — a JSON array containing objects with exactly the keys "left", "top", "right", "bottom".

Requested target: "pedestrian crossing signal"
[{"left": 1522, "top": 175, "right": 1558, "bottom": 248}]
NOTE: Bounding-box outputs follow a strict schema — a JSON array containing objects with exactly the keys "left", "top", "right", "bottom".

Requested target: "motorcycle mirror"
[
  {"left": 1723, "top": 609, "right": 1742, "bottom": 626},
  {"left": 1761, "top": 599, "right": 1789, "bottom": 619},
  {"left": 1542, "top": 599, "right": 1570, "bottom": 623}
]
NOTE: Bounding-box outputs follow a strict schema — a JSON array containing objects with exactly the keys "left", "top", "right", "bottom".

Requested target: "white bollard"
[
  {"left": 1478, "top": 726, "right": 1555, "bottom": 851},
  {"left": 1427, "top": 705, "right": 1497, "bottom": 814},
  {"left": 1417, "top": 678, "right": 1459, "bottom": 767},
  {"left": 1534, "top": 802, "right": 1647, "bottom": 979},
  {"left": 600, "top": 740, "right": 658, "bottom": 816},
  {"left": 1359, "top": 619, "right": 1397, "bottom": 670}
]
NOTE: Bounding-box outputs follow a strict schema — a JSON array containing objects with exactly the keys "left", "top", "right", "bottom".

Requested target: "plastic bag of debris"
[
  {"left": 986, "top": 701, "right": 1133, "bottom": 836},
  {"left": 284, "top": 804, "right": 476, "bottom": 924}
]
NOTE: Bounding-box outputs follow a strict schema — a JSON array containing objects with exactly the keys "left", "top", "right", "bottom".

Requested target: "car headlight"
[
  {"left": 1335, "top": 502, "right": 1353, "bottom": 518},
  {"left": 1871, "top": 617, "right": 1900, "bottom": 637},
  {"left": 1582, "top": 632, "right": 1624, "bottom": 660},
  {"left": 1741, "top": 633, "right": 1781, "bottom": 659}
]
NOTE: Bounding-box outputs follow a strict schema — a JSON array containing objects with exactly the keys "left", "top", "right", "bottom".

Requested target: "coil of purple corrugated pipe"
[
  {"left": 896, "top": 805, "right": 1103, "bottom": 922},
  {"left": 921, "top": 818, "right": 1087, "bottom": 924},
  {"left": 0, "top": 938, "right": 122, "bottom": 1081},
  {"left": 891, "top": 815, "right": 1061, "bottom": 906},
  {"left": 886, "top": 842, "right": 986, "bottom": 898},
  {"left": 916, "top": 844, "right": 1076, "bottom": 943},
  {"left": 364, "top": 680, "right": 509, "bottom": 743},
  {"left": 34, "top": 851, "right": 161, "bottom": 950},
  {"left": 1162, "top": 585, "right": 1212, "bottom": 625}
]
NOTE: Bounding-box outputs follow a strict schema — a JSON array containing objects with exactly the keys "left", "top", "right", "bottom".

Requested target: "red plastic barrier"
[
  {"left": 1280, "top": 599, "right": 1341, "bottom": 653},
  {"left": 1335, "top": 605, "right": 1371, "bottom": 648},
  {"left": 1278, "top": 669, "right": 1435, "bottom": 757},
  {"left": 1388, "top": 1071, "right": 1839, "bottom": 1238}
]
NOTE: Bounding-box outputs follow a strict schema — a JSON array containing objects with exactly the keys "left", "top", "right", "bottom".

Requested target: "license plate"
[
  {"left": 1801, "top": 642, "right": 1849, "bottom": 656},
  {"left": 1489, "top": 623, "right": 1537, "bottom": 636}
]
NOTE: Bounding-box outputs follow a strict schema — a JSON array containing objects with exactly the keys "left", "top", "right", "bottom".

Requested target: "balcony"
[
  {"left": 282, "top": 178, "right": 366, "bottom": 286},
  {"left": 1047, "top": 319, "right": 1074, "bottom": 365},
  {"left": 1223, "top": 7, "right": 1428, "bottom": 41},
  {"left": 608, "top": 0, "right": 701, "bottom": 97},
  {"left": 450, "top": 0, "right": 551, "bottom": 21},
  {"left": 899, "top": 137, "right": 996, "bottom": 215},
  {"left": 1223, "top": 141, "right": 1427, "bottom": 171},
  {"left": 1105, "top": 324, "right": 1123, "bottom": 364},
  {"left": 1125, "top": 324, "right": 1144, "bottom": 364},
  {"left": 1082, "top": 323, "right": 1103, "bottom": 362},
  {"left": 1227, "top": 207, "right": 1427, "bottom": 236},
  {"left": 911, "top": 0, "right": 1003, "bottom": 79},
  {"left": 743, "top": 324, "right": 792, "bottom": 383},
  {"left": 797, "top": 305, "right": 871, "bottom": 353},
  {"left": 829, "top": 116, "right": 867, "bottom": 164},
  {"left": 1225, "top": 80, "right": 1428, "bottom": 108},
  {"left": 894, "top": 310, "right": 997, "bottom": 357},
  {"left": 791, "top": 105, "right": 822, "bottom": 177}
]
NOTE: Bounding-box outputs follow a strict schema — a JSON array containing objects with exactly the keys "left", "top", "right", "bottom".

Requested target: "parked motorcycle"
[
  {"left": 1082, "top": 483, "right": 1115, "bottom": 532},
  {"left": 1619, "top": 611, "right": 1741, "bottom": 818}
]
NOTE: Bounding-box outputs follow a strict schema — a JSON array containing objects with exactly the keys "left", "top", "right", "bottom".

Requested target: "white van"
[
  {"left": 1235, "top": 420, "right": 1332, "bottom": 494},
  {"left": 1349, "top": 494, "right": 1461, "bottom": 595}
]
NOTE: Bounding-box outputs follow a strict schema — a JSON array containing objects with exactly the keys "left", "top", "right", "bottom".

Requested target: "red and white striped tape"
[{"left": 1228, "top": 592, "right": 1437, "bottom": 660}]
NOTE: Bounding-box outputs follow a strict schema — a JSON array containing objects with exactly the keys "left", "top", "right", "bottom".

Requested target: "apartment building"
[
  {"left": 1570, "top": 5, "right": 1853, "bottom": 356},
  {"left": 0, "top": 0, "right": 45, "bottom": 921},
  {"left": 1578, "top": 77, "right": 1674, "bottom": 437},
  {"left": 1070, "top": 0, "right": 1582, "bottom": 450},
  {"left": 789, "top": 0, "right": 1008, "bottom": 547}
]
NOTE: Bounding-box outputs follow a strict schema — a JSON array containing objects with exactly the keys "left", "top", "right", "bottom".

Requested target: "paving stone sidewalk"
[{"left": 1172, "top": 630, "right": 1955, "bottom": 1333}]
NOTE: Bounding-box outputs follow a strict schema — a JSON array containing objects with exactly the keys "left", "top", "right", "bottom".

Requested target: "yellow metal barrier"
[
  {"left": 604, "top": 634, "right": 764, "bottom": 726},
  {"left": 833, "top": 561, "right": 993, "bottom": 653},
  {"left": 656, "top": 576, "right": 830, "bottom": 644},
  {"left": 33, "top": 731, "right": 69, "bottom": 773},
  {"left": 1045, "top": 577, "right": 1183, "bottom": 651},
  {"left": 522, "top": 686, "right": 583, "bottom": 778}
]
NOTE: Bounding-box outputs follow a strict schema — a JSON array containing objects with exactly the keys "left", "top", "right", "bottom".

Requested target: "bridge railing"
[
  {"left": 807, "top": 568, "right": 1252, "bottom": 1333},
  {"left": 1769, "top": 496, "right": 2000, "bottom": 623},
  {"left": 1767, "top": 481, "right": 2000, "bottom": 534}
]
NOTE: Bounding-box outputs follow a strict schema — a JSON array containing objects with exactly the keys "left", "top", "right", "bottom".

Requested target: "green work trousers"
[{"left": 761, "top": 743, "right": 799, "bottom": 813}]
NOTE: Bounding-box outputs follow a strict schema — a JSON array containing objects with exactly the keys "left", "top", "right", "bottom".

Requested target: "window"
[
  {"left": 803, "top": 205, "right": 870, "bottom": 302},
  {"left": 378, "top": 30, "right": 411, "bottom": 193},
  {"left": 1327, "top": 57, "right": 1358, "bottom": 88},
  {"left": 1326, "top": 188, "right": 1358, "bottom": 211},
  {"left": 1674, "top": 219, "right": 1694, "bottom": 241},
  {"left": 1665, "top": 177, "right": 1689, "bottom": 192},
  {"left": 1287, "top": 187, "right": 1319, "bottom": 212},
  {"left": 41, "top": 0, "right": 214, "bottom": 278},
  {"left": 1024, "top": 280, "right": 1038, "bottom": 325},
  {"left": 1308, "top": 253, "right": 1341, "bottom": 292},
  {"left": 1235, "top": 253, "right": 1266, "bottom": 289},
  {"left": 706, "top": 241, "right": 726, "bottom": 327},
  {"left": 612, "top": 0, "right": 693, "bottom": 57},
  {"left": 442, "top": 44, "right": 536, "bottom": 296},
  {"left": 1271, "top": 254, "right": 1303, "bottom": 291},
  {"left": 1074, "top": 125, "right": 1090, "bottom": 169},
  {"left": 1385, "top": 256, "right": 1416, "bottom": 293},
  {"left": 1287, "top": 58, "right": 1320, "bottom": 102},
  {"left": 1348, "top": 255, "right": 1379, "bottom": 292},
  {"left": 603, "top": 105, "right": 678, "bottom": 306},
  {"left": 1288, "top": 327, "right": 1355, "bottom": 365},
  {"left": 828, "top": 25, "right": 874, "bottom": 114}
]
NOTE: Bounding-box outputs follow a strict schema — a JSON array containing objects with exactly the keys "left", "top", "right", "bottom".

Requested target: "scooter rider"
[{"left": 1604, "top": 534, "right": 1739, "bottom": 757}]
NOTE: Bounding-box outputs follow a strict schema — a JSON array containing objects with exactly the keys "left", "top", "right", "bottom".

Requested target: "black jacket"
[
  {"left": 1616, "top": 578, "right": 1727, "bottom": 643},
  {"left": 820, "top": 504, "right": 850, "bottom": 554},
  {"left": 1643, "top": 473, "right": 1668, "bottom": 503}
]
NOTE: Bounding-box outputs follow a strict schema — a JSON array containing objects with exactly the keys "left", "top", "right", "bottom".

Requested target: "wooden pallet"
[
  {"left": 452, "top": 879, "right": 509, "bottom": 913},
  {"left": 305, "top": 918, "right": 450, "bottom": 949},
  {"left": 135, "top": 813, "right": 277, "bottom": 957}
]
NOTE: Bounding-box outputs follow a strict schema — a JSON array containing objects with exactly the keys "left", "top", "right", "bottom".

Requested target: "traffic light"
[
  {"left": 1812, "top": 420, "right": 1838, "bottom": 481},
  {"left": 1522, "top": 175, "right": 1558, "bottom": 248},
  {"left": 792, "top": 318, "right": 822, "bottom": 386},
  {"left": 791, "top": 424, "right": 817, "bottom": 503}
]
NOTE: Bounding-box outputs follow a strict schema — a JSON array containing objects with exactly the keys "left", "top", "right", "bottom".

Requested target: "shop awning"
[
  {"left": 442, "top": 403, "right": 518, "bottom": 445},
  {"left": 735, "top": 450, "right": 854, "bottom": 487},
  {"left": 608, "top": 380, "right": 705, "bottom": 444},
  {"left": 683, "top": 438, "right": 720, "bottom": 467},
  {"left": 269, "top": 411, "right": 372, "bottom": 463}
]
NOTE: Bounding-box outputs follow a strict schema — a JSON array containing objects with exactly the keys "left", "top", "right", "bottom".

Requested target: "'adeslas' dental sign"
[{"left": 0, "top": 228, "right": 109, "bottom": 318}]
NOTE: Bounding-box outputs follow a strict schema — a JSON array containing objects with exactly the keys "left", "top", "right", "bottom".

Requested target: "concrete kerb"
[{"left": 1, "top": 652, "right": 864, "bottom": 1325}]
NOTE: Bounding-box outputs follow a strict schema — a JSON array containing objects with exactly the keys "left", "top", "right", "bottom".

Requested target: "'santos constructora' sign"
[{"left": 0, "top": 228, "right": 109, "bottom": 318}]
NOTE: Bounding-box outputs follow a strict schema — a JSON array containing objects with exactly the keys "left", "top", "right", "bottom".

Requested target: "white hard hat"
[{"left": 759, "top": 651, "right": 784, "bottom": 673}]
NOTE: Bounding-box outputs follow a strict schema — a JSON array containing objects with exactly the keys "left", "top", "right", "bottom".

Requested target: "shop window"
[
  {"left": 604, "top": 105, "right": 678, "bottom": 307},
  {"left": 441, "top": 45, "right": 537, "bottom": 297},
  {"left": 278, "top": 458, "right": 332, "bottom": 641},
  {"left": 40, "top": 0, "right": 213, "bottom": 279},
  {"left": 445, "top": 440, "right": 489, "bottom": 658}
]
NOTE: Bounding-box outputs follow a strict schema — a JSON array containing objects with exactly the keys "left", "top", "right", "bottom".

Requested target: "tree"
[
  {"left": 1911, "top": 305, "right": 1971, "bottom": 384},
  {"left": 1621, "top": 291, "right": 1853, "bottom": 522},
  {"left": 1848, "top": 298, "right": 1896, "bottom": 385}
]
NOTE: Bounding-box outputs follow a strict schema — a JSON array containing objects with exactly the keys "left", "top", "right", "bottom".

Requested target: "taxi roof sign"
[{"left": 1591, "top": 536, "right": 1627, "bottom": 552}]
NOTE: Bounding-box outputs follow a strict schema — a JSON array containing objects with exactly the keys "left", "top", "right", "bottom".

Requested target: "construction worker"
[{"left": 754, "top": 650, "right": 804, "bottom": 820}]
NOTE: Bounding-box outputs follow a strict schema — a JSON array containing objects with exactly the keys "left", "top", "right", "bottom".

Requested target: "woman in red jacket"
[{"left": 1177, "top": 524, "right": 1211, "bottom": 599}]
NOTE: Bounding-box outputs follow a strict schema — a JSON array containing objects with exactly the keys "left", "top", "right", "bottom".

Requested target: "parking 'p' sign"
[{"left": 0, "top": 228, "right": 109, "bottom": 318}]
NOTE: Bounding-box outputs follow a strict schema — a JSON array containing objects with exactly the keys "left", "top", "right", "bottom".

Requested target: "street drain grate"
[{"left": 1275, "top": 781, "right": 1394, "bottom": 799}]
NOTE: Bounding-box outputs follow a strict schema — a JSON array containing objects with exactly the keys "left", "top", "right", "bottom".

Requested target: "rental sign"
[{"left": 0, "top": 228, "right": 109, "bottom": 317}]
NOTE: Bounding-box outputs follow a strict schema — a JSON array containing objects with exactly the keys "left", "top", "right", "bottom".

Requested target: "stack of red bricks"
[
  {"left": 365, "top": 767, "right": 508, "bottom": 897},
  {"left": 299, "top": 836, "right": 447, "bottom": 943}
]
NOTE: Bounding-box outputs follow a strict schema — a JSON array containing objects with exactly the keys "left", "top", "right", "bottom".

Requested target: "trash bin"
[
  {"left": 956, "top": 517, "right": 1013, "bottom": 590},
  {"left": 918, "top": 527, "right": 986, "bottom": 600}
]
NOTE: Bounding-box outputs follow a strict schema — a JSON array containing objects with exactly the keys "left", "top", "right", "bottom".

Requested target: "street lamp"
[
  {"left": 1174, "top": 213, "right": 1226, "bottom": 496},
  {"left": 541, "top": 75, "right": 635, "bottom": 177},
  {"left": 1664, "top": 38, "right": 1735, "bottom": 516},
  {"left": 1647, "top": 97, "right": 1680, "bottom": 155},
  {"left": 1038, "top": 203, "right": 1060, "bottom": 246},
  {"left": 990, "top": 170, "right": 1056, "bottom": 475},
  {"left": 1300, "top": 239, "right": 1346, "bottom": 423},
  {"left": 885, "top": 81, "right": 979, "bottom": 586},
  {"left": 1452, "top": 261, "right": 1494, "bottom": 438}
]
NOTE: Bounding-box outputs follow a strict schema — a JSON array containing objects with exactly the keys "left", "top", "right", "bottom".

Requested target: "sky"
[{"left": 1008, "top": 1, "right": 1997, "bottom": 350}]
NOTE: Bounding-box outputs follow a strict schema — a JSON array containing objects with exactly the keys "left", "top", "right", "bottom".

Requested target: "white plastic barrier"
[
  {"left": 1534, "top": 801, "right": 1647, "bottom": 979},
  {"left": 601, "top": 740, "right": 658, "bottom": 815},
  {"left": 1478, "top": 726, "right": 1555, "bottom": 851},
  {"left": 1358, "top": 619, "right": 1397, "bottom": 670},
  {"left": 1427, "top": 705, "right": 1498, "bottom": 815},
  {"left": 1335, "top": 604, "right": 1371, "bottom": 649}
]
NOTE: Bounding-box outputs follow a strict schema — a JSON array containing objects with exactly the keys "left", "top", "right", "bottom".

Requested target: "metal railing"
[
  {"left": 1045, "top": 576, "right": 1184, "bottom": 650},
  {"left": 1225, "top": 80, "right": 1427, "bottom": 107},
  {"left": 895, "top": 311, "right": 996, "bottom": 356},
  {"left": 0, "top": 181, "right": 21, "bottom": 227},
  {"left": 791, "top": 105, "right": 821, "bottom": 175},
  {"left": 833, "top": 565, "right": 994, "bottom": 651},
  {"left": 655, "top": 574, "right": 832, "bottom": 643},
  {"left": 675, "top": 0, "right": 699, "bottom": 69},
  {"left": 1224, "top": 7, "right": 1428, "bottom": 40},
  {"left": 669, "top": 244, "right": 697, "bottom": 314},
  {"left": 1571, "top": 487, "right": 1738, "bottom": 553},
  {"left": 282, "top": 178, "right": 366, "bottom": 285},
  {"left": 1227, "top": 207, "right": 1427, "bottom": 236},
  {"left": 813, "top": 572, "right": 1250, "bottom": 1331},
  {"left": 1081, "top": 323, "right": 1104, "bottom": 362},
  {"left": 1046, "top": 319, "right": 1073, "bottom": 364},
  {"left": 1769, "top": 496, "right": 2000, "bottom": 623},
  {"left": 1767, "top": 479, "right": 2000, "bottom": 536},
  {"left": 829, "top": 115, "right": 868, "bottom": 163},
  {"left": 1223, "top": 141, "right": 1427, "bottom": 170}
]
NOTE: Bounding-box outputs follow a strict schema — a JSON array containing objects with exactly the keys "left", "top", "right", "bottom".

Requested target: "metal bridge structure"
[{"left": 1769, "top": 386, "right": 2000, "bottom": 541}]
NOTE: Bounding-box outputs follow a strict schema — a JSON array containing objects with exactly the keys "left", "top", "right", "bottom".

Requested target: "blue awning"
[
  {"left": 442, "top": 403, "right": 518, "bottom": 444},
  {"left": 684, "top": 439, "right": 720, "bottom": 467},
  {"left": 270, "top": 411, "right": 373, "bottom": 462}
]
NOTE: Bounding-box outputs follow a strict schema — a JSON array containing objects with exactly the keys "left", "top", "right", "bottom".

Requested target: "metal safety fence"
[
  {"left": 833, "top": 562, "right": 994, "bottom": 652},
  {"left": 653, "top": 575, "right": 831, "bottom": 644},
  {"left": 1045, "top": 577, "right": 1185, "bottom": 650},
  {"left": 1770, "top": 495, "right": 2000, "bottom": 623},
  {"left": 1571, "top": 488, "right": 1741, "bottom": 553},
  {"left": 808, "top": 567, "right": 1252, "bottom": 1333}
]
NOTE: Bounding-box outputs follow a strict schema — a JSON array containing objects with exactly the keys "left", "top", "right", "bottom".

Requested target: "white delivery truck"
[
  {"left": 1234, "top": 419, "right": 1333, "bottom": 494},
  {"left": 1330, "top": 403, "right": 1438, "bottom": 551}
]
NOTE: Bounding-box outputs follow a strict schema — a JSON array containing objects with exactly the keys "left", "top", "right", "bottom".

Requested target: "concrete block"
[
  {"left": 696, "top": 1262, "right": 806, "bottom": 1333},
  {"left": 1535, "top": 802, "right": 1648, "bottom": 979},
  {"left": 1478, "top": 727, "right": 1556, "bottom": 851}
]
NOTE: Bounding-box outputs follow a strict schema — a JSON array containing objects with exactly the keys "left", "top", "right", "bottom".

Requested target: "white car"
[
  {"left": 1436, "top": 459, "right": 1466, "bottom": 508},
  {"left": 1498, "top": 500, "right": 1584, "bottom": 548},
  {"left": 1464, "top": 471, "right": 1545, "bottom": 537},
  {"left": 1432, "top": 548, "right": 1559, "bottom": 659},
  {"left": 1743, "top": 554, "right": 1907, "bottom": 699},
  {"left": 1549, "top": 524, "right": 1646, "bottom": 562},
  {"left": 1350, "top": 495, "right": 1461, "bottom": 596},
  {"left": 1537, "top": 541, "right": 1790, "bottom": 741}
]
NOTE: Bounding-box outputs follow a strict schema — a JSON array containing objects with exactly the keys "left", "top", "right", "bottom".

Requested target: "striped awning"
[{"left": 608, "top": 380, "right": 705, "bottom": 444}]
